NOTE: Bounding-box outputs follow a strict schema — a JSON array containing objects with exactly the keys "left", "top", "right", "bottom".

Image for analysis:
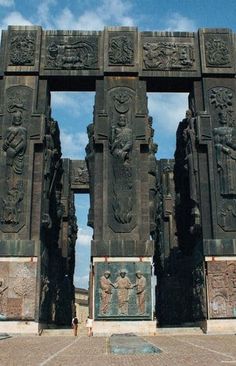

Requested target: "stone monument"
[{"left": 0, "top": 26, "right": 235, "bottom": 334}]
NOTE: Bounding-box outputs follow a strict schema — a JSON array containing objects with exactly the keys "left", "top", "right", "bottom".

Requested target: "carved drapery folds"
[
  {"left": 0, "top": 86, "right": 32, "bottom": 233},
  {"left": 46, "top": 37, "right": 98, "bottom": 69},
  {"left": 143, "top": 41, "right": 194, "bottom": 70},
  {"left": 108, "top": 87, "right": 136, "bottom": 231}
]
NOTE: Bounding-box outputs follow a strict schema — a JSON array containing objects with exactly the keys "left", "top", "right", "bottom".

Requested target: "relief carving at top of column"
[
  {"left": 143, "top": 41, "right": 194, "bottom": 70},
  {"left": 209, "top": 87, "right": 235, "bottom": 127},
  {"left": 45, "top": 37, "right": 98, "bottom": 69},
  {"left": 9, "top": 31, "right": 36, "bottom": 66},
  {"left": 205, "top": 37, "right": 231, "bottom": 67},
  {"left": 108, "top": 35, "right": 134, "bottom": 65}
]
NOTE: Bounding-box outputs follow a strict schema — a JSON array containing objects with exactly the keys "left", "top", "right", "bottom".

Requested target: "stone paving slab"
[
  {"left": 109, "top": 333, "right": 161, "bottom": 354},
  {"left": 0, "top": 334, "right": 236, "bottom": 366}
]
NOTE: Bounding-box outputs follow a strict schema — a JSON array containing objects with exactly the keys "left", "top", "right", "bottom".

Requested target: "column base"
[
  {"left": 0, "top": 321, "right": 41, "bottom": 334},
  {"left": 200, "top": 319, "right": 236, "bottom": 334},
  {"left": 92, "top": 320, "right": 157, "bottom": 336}
]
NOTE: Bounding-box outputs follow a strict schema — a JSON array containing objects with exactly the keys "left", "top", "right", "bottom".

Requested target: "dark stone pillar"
[{"left": 89, "top": 77, "right": 155, "bottom": 321}]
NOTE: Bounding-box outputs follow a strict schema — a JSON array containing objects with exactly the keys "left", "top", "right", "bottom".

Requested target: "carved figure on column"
[
  {"left": 85, "top": 123, "right": 95, "bottom": 228},
  {"left": 147, "top": 116, "right": 158, "bottom": 235},
  {"left": 1, "top": 181, "right": 24, "bottom": 225},
  {"left": 182, "top": 110, "right": 200, "bottom": 231},
  {"left": 3, "top": 110, "right": 27, "bottom": 175},
  {"left": 213, "top": 127, "right": 236, "bottom": 195},
  {"left": 111, "top": 114, "right": 133, "bottom": 164},
  {"left": 114, "top": 269, "right": 132, "bottom": 315},
  {"left": 99, "top": 271, "right": 115, "bottom": 314}
]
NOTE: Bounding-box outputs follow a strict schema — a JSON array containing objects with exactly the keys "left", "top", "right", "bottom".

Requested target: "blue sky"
[{"left": 0, "top": 0, "right": 235, "bottom": 289}]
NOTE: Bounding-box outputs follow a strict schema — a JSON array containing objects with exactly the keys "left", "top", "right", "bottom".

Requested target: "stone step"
[
  {"left": 156, "top": 327, "right": 203, "bottom": 335},
  {"left": 41, "top": 327, "right": 87, "bottom": 336}
]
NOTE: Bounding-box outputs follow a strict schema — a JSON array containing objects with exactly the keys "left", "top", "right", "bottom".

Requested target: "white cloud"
[
  {"left": 166, "top": 12, "right": 196, "bottom": 32},
  {"left": 0, "top": 11, "right": 32, "bottom": 28},
  {"left": 0, "top": 0, "right": 14, "bottom": 7},
  {"left": 74, "top": 274, "right": 89, "bottom": 289},
  {"left": 37, "top": 0, "right": 57, "bottom": 28},
  {"left": 148, "top": 93, "right": 188, "bottom": 134},
  {"left": 76, "top": 228, "right": 92, "bottom": 247},
  {"left": 60, "top": 129, "right": 88, "bottom": 159},
  {"left": 40, "top": 0, "right": 134, "bottom": 30}
]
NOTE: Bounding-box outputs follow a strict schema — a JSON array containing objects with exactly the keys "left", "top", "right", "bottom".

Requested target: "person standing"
[
  {"left": 72, "top": 316, "right": 79, "bottom": 336},
  {"left": 86, "top": 316, "right": 93, "bottom": 337}
]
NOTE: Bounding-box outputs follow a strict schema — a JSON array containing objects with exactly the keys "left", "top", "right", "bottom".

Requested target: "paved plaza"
[{"left": 1, "top": 333, "right": 236, "bottom": 366}]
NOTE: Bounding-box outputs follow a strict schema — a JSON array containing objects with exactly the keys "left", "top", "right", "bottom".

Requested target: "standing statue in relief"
[
  {"left": 3, "top": 110, "right": 27, "bottom": 175},
  {"left": 182, "top": 110, "right": 200, "bottom": 230},
  {"left": 213, "top": 127, "right": 236, "bottom": 195},
  {"left": 134, "top": 271, "right": 146, "bottom": 315},
  {"left": 99, "top": 271, "right": 115, "bottom": 314},
  {"left": 111, "top": 114, "right": 133, "bottom": 164},
  {"left": 114, "top": 269, "right": 132, "bottom": 315}
]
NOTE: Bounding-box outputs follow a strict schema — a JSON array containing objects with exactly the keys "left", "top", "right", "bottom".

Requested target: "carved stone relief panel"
[
  {"left": 204, "top": 34, "right": 232, "bottom": 68},
  {"left": 45, "top": 35, "right": 99, "bottom": 70},
  {"left": 0, "top": 85, "right": 33, "bottom": 233},
  {"left": 107, "top": 87, "right": 137, "bottom": 232},
  {"left": 207, "top": 261, "right": 236, "bottom": 318},
  {"left": 108, "top": 33, "right": 134, "bottom": 65},
  {"left": 207, "top": 86, "right": 236, "bottom": 232},
  {"left": 0, "top": 260, "right": 37, "bottom": 320},
  {"left": 8, "top": 31, "right": 36, "bottom": 66},
  {"left": 94, "top": 261, "right": 152, "bottom": 320},
  {"left": 143, "top": 41, "right": 194, "bottom": 70},
  {"left": 141, "top": 33, "right": 197, "bottom": 73},
  {"left": 199, "top": 30, "right": 234, "bottom": 73},
  {"left": 71, "top": 160, "right": 89, "bottom": 191}
]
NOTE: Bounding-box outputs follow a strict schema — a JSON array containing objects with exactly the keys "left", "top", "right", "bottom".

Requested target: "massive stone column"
[
  {"left": 176, "top": 29, "right": 236, "bottom": 333},
  {"left": 0, "top": 26, "right": 75, "bottom": 332},
  {"left": 88, "top": 76, "right": 156, "bottom": 333}
]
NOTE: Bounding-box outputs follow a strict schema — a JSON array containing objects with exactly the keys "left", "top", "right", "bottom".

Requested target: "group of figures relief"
[{"left": 99, "top": 269, "right": 147, "bottom": 316}]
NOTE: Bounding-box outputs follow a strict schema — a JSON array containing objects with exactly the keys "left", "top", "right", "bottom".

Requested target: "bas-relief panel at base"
[
  {"left": 0, "top": 260, "right": 37, "bottom": 320},
  {"left": 94, "top": 262, "right": 152, "bottom": 320},
  {"left": 207, "top": 261, "right": 236, "bottom": 319}
]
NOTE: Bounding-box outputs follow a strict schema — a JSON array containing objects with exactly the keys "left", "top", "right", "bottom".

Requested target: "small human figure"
[
  {"left": 114, "top": 269, "right": 132, "bottom": 315},
  {"left": 86, "top": 316, "right": 93, "bottom": 337},
  {"left": 134, "top": 271, "right": 146, "bottom": 315},
  {"left": 71, "top": 316, "right": 79, "bottom": 336},
  {"left": 99, "top": 270, "right": 115, "bottom": 314}
]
